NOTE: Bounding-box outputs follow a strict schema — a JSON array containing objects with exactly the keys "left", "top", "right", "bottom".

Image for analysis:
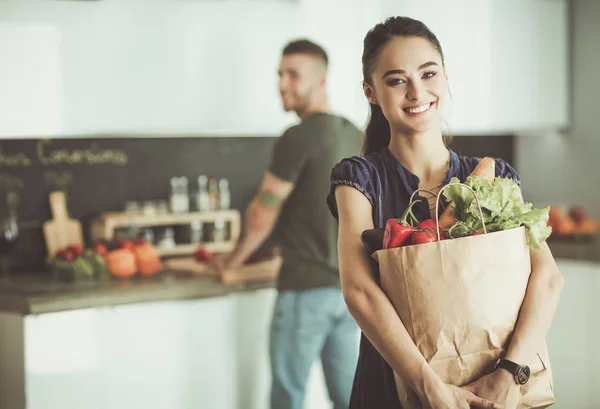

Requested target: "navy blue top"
[{"left": 326, "top": 147, "right": 520, "bottom": 409}]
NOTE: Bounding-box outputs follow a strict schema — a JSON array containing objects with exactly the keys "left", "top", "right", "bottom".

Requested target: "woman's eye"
[
  {"left": 423, "top": 71, "right": 437, "bottom": 79},
  {"left": 387, "top": 78, "right": 405, "bottom": 86}
]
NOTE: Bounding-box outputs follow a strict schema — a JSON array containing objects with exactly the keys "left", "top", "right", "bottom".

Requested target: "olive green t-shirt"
[{"left": 269, "top": 112, "right": 362, "bottom": 291}]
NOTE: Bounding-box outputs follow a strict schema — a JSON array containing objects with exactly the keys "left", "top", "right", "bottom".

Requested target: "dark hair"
[
  {"left": 283, "top": 39, "right": 328, "bottom": 67},
  {"left": 362, "top": 16, "right": 451, "bottom": 155}
]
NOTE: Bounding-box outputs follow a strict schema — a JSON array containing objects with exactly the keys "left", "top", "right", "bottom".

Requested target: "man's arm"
[{"left": 223, "top": 171, "right": 294, "bottom": 269}]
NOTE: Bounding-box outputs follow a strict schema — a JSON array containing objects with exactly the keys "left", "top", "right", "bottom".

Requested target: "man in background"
[{"left": 216, "top": 39, "right": 362, "bottom": 409}]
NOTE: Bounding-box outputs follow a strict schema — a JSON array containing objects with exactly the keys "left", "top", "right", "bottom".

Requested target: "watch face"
[{"left": 516, "top": 365, "right": 531, "bottom": 385}]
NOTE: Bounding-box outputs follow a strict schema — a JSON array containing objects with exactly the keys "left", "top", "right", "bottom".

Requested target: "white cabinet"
[
  {"left": 21, "top": 290, "right": 335, "bottom": 409},
  {"left": 547, "top": 260, "right": 599, "bottom": 409},
  {"left": 383, "top": 0, "right": 569, "bottom": 133},
  {"left": 490, "top": 0, "right": 569, "bottom": 131},
  {"left": 24, "top": 297, "right": 240, "bottom": 409}
]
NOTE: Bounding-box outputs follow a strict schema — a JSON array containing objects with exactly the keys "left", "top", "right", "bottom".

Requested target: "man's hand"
[
  {"left": 210, "top": 253, "right": 233, "bottom": 274},
  {"left": 461, "top": 370, "right": 520, "bottom": 409}
]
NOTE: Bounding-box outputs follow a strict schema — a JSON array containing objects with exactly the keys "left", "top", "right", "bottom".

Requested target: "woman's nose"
[{"left": 406, "top": 80, "right": 426, "bottom": 101}]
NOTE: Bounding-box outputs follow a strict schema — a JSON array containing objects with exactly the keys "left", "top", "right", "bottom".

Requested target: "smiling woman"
[{"left": 327, "top": 16, "right": 563, "bottom": 409}]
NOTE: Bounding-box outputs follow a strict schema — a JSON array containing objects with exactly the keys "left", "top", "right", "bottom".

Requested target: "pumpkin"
[
  {"left": 105, "top": 249, "right": 138, "bottom": 278},
  {"left": 134, "top": 242, "right": 162, "bottom": 276}
]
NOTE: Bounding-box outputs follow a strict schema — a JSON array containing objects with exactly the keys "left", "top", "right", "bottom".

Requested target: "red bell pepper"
[
  {"left": 383, "top": 200, "right": 420, "bottom": 249},
  {"left": 416, "top": 219, "right": 437, "bottom": 232},
  {"left": 410, "top": 228, "right": 438, "bottom": 245}
]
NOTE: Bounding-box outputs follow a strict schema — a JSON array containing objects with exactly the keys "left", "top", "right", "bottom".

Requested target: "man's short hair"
[{"left": 282, "top": 39, "right": 328, "bottom": 67}]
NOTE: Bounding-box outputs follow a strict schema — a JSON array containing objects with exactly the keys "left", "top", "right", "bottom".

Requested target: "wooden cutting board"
[
  {"left": 164, "top": 256, "right": 282, "bottom": 285},
  {"left": 43, "top": 191, "right": 84, "bottom": 256}
]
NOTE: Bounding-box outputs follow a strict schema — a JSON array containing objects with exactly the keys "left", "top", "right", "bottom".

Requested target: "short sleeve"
[
  {"left": 326, "top": 157, "right": 376, "bottom": 221},
  {"left": 268, "top": 127, "right": 308, "bottom": 183},
  {"left": 495, "top": 158, "right": 522, "bottom": 188}
]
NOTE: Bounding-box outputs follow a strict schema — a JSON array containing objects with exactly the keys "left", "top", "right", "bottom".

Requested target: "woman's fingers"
[{"left": 464, "top": 390, "right": 503, "bottom": 409}]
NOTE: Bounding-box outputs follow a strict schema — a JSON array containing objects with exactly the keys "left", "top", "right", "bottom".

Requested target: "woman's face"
[{"left": 364, "top": 36, "right": 448, "bottom": 134}]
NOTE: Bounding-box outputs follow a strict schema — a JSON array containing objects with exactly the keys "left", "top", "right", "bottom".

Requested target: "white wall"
[
  {"left": 516, "top": 0, "right": 600, "bottom": 217},
  {"left": 0, "top": 0, "right": 383, "bottom": 137}
]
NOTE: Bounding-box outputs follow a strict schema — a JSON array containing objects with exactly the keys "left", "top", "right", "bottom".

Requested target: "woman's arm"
[
  {"left": 463, "top": 242, "right": 564, "bottom": 407},
  {"left": 505, "top": 243, "right": 564, "bottom": 363},
  {"left": 335, "top": 186, "right": 500, "bottom": 409}
]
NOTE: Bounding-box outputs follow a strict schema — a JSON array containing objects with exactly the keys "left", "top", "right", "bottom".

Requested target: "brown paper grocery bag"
[{"left": 377, "top": 184, "right": 555, "bottom": 409}]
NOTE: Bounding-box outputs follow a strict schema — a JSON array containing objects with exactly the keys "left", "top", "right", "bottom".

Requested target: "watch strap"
[{"left": 497, "top": 358, "right": 520, "bottom": 375}]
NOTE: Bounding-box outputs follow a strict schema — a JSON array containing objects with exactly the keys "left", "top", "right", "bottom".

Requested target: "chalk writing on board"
[
  {"left": 0, "top": 147, "right": 32, "bottom": 167},
  {"left": 37, "top": 140, "right": 129, "bottom": 166},
  {"left": 0, "top": 140, "right": 129, "bottom": 167}
]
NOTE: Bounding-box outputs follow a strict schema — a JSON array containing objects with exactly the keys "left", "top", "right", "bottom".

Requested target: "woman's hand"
[
  {"left": 461, "top": 370, "right": 520, "bottom": 409},
  {"left": 419, "top": 378, "right": 503, "bottom": 409}
]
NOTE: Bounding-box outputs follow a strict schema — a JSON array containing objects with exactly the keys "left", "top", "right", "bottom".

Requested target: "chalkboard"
[
  {"left": 0, "top": 134, "right": 513, "bottom": 269},
  {"left": 0, "top": 136, "right": 277, "bottom": 268}
]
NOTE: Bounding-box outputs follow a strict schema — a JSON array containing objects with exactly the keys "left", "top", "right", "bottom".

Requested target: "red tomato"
[
  {"left": 193, "top": 247, "right": 213, "bottom": 263},
  {"left": 92, "top": 242, "right": 109, "bottom": 256},
  {"left": 68, "top": 244, "right": 84, "bottom": 257}
]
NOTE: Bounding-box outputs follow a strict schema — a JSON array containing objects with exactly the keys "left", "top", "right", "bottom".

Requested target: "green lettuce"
[{"left": 442, "top": 176, "right": 551, "bottom": 248}]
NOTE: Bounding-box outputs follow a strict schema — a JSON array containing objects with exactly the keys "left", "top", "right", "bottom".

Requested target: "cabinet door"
[
  {"left": 490, "top": 0, "right": 569, "bottom": 131},
  {"left": 549, "top": 260, "right": 594, "bottom": 408},
  {"left": 101, "top": 298, "right": 239, "bottom": 409},
  {"left": 25, "top": 309, "right": 104, "bottom": 409}
]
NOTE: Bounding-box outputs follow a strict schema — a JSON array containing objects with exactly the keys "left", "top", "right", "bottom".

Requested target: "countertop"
[
  {"left": 0, "top": 269, "right": 275, "bottom": 316},
  {"left": 547, "top": 238, "right": 600, "bottom": 264},
  {"left": 0, "top": 239, "right": 594, "bottom": 316}
]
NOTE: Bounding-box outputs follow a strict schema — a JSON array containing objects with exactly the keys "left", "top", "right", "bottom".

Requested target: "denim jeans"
[{"left": 269, "top": 287, "right": 359, "bottom": 409}]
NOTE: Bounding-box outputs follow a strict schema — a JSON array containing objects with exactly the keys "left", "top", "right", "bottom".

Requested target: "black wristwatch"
[{"left": 495, "top": 358, "right": 531, "bottom": 385}]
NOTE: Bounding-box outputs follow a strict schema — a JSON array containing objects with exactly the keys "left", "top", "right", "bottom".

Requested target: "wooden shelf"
[
  {"left": 157, "top": 241, "right": 235, "bottom": 257},
  {"left": 90, "top": 210, "right": 241, "bottom": 256},
  {"left": 97, "top": 210, "right": 240, "bottom": 228}
]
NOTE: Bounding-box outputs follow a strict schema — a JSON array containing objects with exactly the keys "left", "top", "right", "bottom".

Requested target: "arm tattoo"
[{"left": 258, "top": 189, "right": 283, "bottom": 207}]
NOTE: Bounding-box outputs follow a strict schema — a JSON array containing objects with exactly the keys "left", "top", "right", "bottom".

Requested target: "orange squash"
[
  {"left": 106, "top": 249, "right": 138, "bottom": 278},
  {"left": 134, "top": 242, "right": 162, "bottom": 276}
]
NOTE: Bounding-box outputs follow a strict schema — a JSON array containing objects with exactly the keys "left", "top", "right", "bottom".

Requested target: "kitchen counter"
[
  {"left": 0, "top": 270, "right": 275, "bottom": 315},
  {"left": 547, "top": 238, "right": 600, "bottom": 264},
  {"left": 0, "top": 269, "right": 280, "bottom": 409},
  {"left": 0, "top": 239, "right": 595, "bottom": 316}
]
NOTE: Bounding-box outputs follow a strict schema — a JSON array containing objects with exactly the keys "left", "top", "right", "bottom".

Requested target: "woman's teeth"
[{"left": 404, "top": 103, "right": 432, "bottom": 114}]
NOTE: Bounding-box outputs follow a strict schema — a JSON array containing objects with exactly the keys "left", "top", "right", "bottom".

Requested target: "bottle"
[
  {"left": 196, "top": 175, "right": 210, "bottom": 212},
  {"left": 218, "top": 178, "right": 231, "bottom": 210},
  {"left": 179, "top": 177, "right": 190, "bottom": 213},
  {"left": 170, "top": 177, "right": 180, "bottom": 213},
  {"left": 213, "top": 218, "right": 226, "bottom": 242},
  {"left": 142, "top": 228, "right": 155, "bottom": 244},
  {"left": 159, "top": 227, "right": 176, "bottom": 249},
  {"left": 190, "top": 221, "right": 204, "bottom": 244},
  {"left": 208, "top": 177, "right": 219, "bottom": 211}
]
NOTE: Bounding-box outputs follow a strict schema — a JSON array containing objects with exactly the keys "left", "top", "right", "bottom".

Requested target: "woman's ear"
[{"left": 362, "top": 82, "right": 378, "bottom": 105}]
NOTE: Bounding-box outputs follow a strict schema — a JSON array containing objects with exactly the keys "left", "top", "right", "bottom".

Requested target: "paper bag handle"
[
  {"left": 435, "top": 183, "right": 487, "bottom": 238},
  {"left": 408, "top": 184, "right": 487, "bottom": 238}
]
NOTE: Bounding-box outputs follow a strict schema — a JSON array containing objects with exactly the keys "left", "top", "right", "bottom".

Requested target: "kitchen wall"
[
  {"left": 516, "top": 0, "right": 599, "bottom": 218},
  {"left": 0, "top": 0, "right": 382, "bottom": 137}
]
